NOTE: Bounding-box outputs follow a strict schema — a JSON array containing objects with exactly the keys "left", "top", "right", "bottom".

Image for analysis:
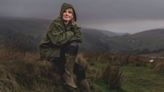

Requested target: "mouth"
[
  {"left": 65, "top": 16, "right": 69, "bottom": 18},
  {"left": 64, "top": 17, "right": 70, "bottom": 19}
]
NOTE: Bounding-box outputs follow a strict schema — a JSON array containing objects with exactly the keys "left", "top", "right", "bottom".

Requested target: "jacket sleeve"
[
  {"left": 70, "top": 25, "right": 82, "bottom": 43},
  {"left": 47, "top": 22, "right": 74, "bottom": 46}
]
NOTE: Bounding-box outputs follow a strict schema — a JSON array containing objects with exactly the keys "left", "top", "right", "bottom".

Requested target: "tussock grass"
[
  {"left": 101, "top": 65, "right": 123, "bottom": 89},
  {"left": 153, "top": 61, "right": 164, "bottom": 73},
  {"left": 1, "top": 47, "right": 164, "bottom": 92},
  {"left": 0, "top": 48, "right": 66, "bottom": 92}
]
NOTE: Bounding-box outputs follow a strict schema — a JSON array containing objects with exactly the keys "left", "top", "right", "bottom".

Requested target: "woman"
[{"left": 39, "top": 3, "right": 90, "bottom": 92}]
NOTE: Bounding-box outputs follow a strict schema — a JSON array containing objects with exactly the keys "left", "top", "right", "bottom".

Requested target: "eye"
[{"left": 68, "top": 11, "right": 73, "bottom": 14}]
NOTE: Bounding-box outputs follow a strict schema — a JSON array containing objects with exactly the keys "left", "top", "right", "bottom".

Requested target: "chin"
[
  {"left": 65, "top": 20, "right": 71, "bottom": 21},
  {"left": 63, "top": 17, "right": 72, "bottom": 21}
]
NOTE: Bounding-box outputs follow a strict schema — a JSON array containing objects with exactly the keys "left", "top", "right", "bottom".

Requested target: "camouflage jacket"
[{"left": 39, "top": 3, "right": 82, "bottom": 61}]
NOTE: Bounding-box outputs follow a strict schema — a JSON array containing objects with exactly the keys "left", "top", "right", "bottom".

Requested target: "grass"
[
  {"left": 0, "top": 48, "right": 164, "bottom": 92},
  {"left": 89, "top": 59, "right": 164, "bottom": 92},
  {"left": 121, "top": 65, "right": 164, "bottom": 92},
  {"left": 91, "top": 80, "right": 109, "bottom": 92}
]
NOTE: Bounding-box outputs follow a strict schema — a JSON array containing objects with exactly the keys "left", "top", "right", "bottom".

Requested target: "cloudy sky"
[{"left": 1, "top": 0, "right": 164, "bottom": 33}]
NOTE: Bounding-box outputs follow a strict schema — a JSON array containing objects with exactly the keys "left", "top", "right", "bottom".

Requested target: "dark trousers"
[{"left": 51, "top": 57, "right": 86, "bottom": 81}]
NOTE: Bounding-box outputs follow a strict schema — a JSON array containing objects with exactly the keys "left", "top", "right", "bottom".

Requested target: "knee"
[{"left": 75, "top": 54, "right": 89, "bottom": 70}]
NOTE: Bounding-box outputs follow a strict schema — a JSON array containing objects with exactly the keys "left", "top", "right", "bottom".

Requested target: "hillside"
[
  {"left": 1, "top": 17, "right": 164, "bottom": 54},
  {"left": 107, "top": 29, "right": 164, "bottom": 54},
  {"left": 132, "top": 29, "right": 164, "bottom": 51},
  {"left": 0, "top": 17, "right": 119, "bottom": 53},
  {"left": 80, "top": 28, "right": 118, "bottom": 52}
]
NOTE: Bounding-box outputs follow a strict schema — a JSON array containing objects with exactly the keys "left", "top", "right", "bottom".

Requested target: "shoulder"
[
  {"left": 49, "top": 17, "right": 63, "bottom": 28},
  {"left": 48, "top": 17, "right": 65, "bottom": 32}
]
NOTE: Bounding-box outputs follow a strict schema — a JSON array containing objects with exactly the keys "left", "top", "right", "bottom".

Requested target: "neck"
[{"left": 64, "top": 20, "right": 69, "bottom": 25}]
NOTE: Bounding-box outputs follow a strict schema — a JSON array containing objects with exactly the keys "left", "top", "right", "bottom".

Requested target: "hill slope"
[
  {"left": 1, "top": 17, "right": 164, "bottom": 54},
  {"left": 0, "top": 17, "right": 119, "bottom": 52},
  {"left": 107, "top": 29, "right": 164, "bottom": 54}
]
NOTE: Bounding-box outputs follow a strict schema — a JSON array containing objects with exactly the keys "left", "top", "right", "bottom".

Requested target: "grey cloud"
[
  {"left": 1, "top": 0, "right": 164, "bottom": 20},
  {"left": 1, "top": 0, "right": 164, "bottom": 33}
]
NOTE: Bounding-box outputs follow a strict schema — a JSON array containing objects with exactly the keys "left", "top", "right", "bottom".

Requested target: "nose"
[{"left": 64, "top": 12, "right": 68, "bottom": 16}]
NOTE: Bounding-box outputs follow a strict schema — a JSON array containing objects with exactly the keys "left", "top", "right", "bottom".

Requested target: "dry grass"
[
  {"left": 0, "top": 47, "right": 40, "bottom": 62},
  {"left": 1, "top": 47, "right": 164, "bottom": 92},
  {"left": 0, "top": 56, "right": 65, "bottom": 92},
  {"left": 153, "top": 61, "right": 164, "bottom": 73},
  {"left": 101, "top": 65, "right": 123, "bottom": 89},
  {"left": 0, "top": 47, "right": 66, "bottom": 92}
]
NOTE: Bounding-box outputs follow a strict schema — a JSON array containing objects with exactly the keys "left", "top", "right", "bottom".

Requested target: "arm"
[
  {"left": 69, "top": 25, "right": 82, "bottom": 43},
  {"left": 47, "top": 22, "right": 74, "bottom": 46},
  {"left": 65, "top": 25, "right": 82, "bottom": 56}
]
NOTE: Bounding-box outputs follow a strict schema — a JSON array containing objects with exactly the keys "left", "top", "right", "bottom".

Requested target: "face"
[{"left": 62, "top": 8, "right": 74, "bottom": 22}]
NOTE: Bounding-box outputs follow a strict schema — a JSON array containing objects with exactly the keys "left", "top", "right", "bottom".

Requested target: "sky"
[{"left": 0, "top": 0, "right": 164, "bottom": 33}]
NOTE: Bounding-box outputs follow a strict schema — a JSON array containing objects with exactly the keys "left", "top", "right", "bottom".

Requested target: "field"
[
  {"left": 90, "top": 60, "right": 164, "bottom": 92},
  {"left": 0, "top": 49, "right": 164, "bottom": 92}
]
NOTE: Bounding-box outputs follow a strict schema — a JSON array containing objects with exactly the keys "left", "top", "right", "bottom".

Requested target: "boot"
[
  {"left": 63, "top": 55, "right": 77, "bottom": 88},
  {"left": 64, "top": 84, "right": 77, "bottom": 92},
  {"left": 79, "top": 79, "right": 91, "bottom": 92},
  {"left": 63, "top": 71, "right": 77, "bottom": 88}
]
